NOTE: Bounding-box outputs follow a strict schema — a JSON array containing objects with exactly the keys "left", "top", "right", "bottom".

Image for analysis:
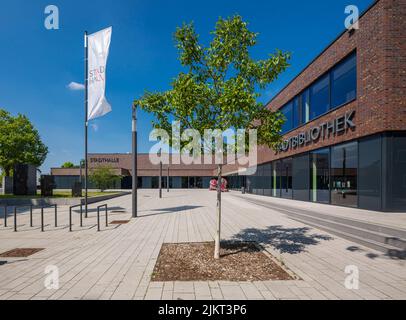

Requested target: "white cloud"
[{"left": 67, "top": 81, "right": 85, "bottom": 91}]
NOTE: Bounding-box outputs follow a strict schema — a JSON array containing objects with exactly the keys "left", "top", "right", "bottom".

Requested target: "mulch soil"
[
  {"left": 151, "top": 241, "right": 294, "bottom": 281},
  {"left": 109, "top": 220, "right": 130, "bottom": 224},
  {"left": 0, "top": 248, "right": 44, "bottom": 258}
]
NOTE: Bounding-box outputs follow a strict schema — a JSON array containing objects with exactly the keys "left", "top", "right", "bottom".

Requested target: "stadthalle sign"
[
  {"left": 90, "top": 157, "right": 120, "bottom": 164},
  {"left": 277, "top": 110, "right": 356, "bottom": 153}
]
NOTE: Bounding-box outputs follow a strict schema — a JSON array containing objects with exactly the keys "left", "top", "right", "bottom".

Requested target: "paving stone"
[
  {"left": 210, "top": 287, "right": 223, "bottom": 300},
  {"left": 219, "top": 285, "right": 246, "bottom": 300},
  {"left": 194, "top": 282, "right": 211, "bottom": 296},
  {"left": 239, "top": 282, "right": 264, "bottom": 300},
  {"left": 145, "top": 288, "right": 163, "bottom": 300},
  {"left": 0, "top": 190, "right": 405, "bottom": 301},
  {"left": 161, "top": 290, "right": 173, "bottom": 300},
  {"left": 174, "top": 281, "right": 194, "bottom": 293},
  {"left": 173, "top": 293, "right": 195, "bottom": 300}
]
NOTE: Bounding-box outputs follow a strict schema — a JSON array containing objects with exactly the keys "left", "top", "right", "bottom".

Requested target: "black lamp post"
[
  {"left": 132, "top": 103, "right": 138, "bottom": 218},
  {"left": 167, "top": 166, "right": 169, "bottom": 192},
  {"left": 158, "top": 150, "right": 162, "bottom": 199}
]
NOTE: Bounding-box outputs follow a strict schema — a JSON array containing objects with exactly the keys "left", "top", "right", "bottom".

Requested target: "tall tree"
[
  {"left": 135, "top": 16, "right": 290, "bottom": 259},
  {"left": 90, "top": 166, "right": 121, "bottom": 191},
  {"left": 0, "top": 109, "right": 48, "bottom": 176}
]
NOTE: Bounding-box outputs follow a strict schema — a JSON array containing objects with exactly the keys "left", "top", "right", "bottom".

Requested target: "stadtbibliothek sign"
[{"left": 277, "top": 110, "right": 356, "bottom": 153}]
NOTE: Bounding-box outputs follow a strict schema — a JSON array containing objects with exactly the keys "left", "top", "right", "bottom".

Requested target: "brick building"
[
  {"left": 225, "top": 0, "right": 406, "bottom": 211},
  {"left": 52, "top": 0, "right": 405, "bottom": 211},
  {"left": 51, "top": 153, "right": 217, "bottom": 189}
]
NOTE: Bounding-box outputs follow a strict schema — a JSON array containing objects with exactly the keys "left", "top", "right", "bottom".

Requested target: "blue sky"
[{"left": 0, "top": 0, "right": 374, "bottom": 174}]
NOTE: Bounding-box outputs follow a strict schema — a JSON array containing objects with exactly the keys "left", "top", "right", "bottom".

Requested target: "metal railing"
[
  {"left": 3, "top": 204, "right": 57, "bottom": 232},
  {"left": 2, "top": 203, "right": 111, "bottom": 233}
]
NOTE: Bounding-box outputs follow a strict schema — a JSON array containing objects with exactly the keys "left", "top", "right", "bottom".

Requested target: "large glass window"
[
  {"left": 331, "top": 53, "right": 357, "bottom": 108},
  {"left": 310, "top": 148, "right": 330, "bottom": 203},
  {"left": 137, "top": 177, "right": 143, "bottom": 188},
  {"left": 181, "top": 177, "right": 188, "bottom": 188},
  {"left": 281, "top": 102, "right": 293, "bottom": 134},
  {"left": 254, "top": 165, "right": 263, "bottom": 195},
  {"left": 202, "top": 177, "right": 212, "bottom": 189},
  {"left": 331, "top": 142, "right": 358, "bottom": 207},
  {"left": 293, "top": 154, "right": 310, "bottom": 201},
  {"left": 172, "top": 177, "right": 182, "bottom": 188},
  {"left": 194, "top": 177, "right": 203, "bottom": 188},
  {"left": 277, "top": 53, "right": 357, "bottom": 132},
  {"left": 188, "top": 177, "right": 195, "bottom": 188},
  {"left": 359, "top": 136, "right": 381, "bottom": 210},
  {"left": 310, "top": 74, "right": 330, "bottom": 120},
  {"left": 151, "top": 177, "right": 159, "bottom": 189},
  {"left": 162, "top": 177, "right": 173, "bottom": 189},
  {"left": 273, "top": 161, "right": 281, "bottom": 197},
  {"left": 247, "top": 174, "right": 254, "bottom": 194},
  {"left": 300, "top": 90, "right": 310, "bottom": 124},
  {"left": 142, "top": 177, "right": 152, "bottom": 188},
  {"left": 293, "top": 97, "right": 301, "bottom": 128},
  {"left": 281, "top": 158, "right": 293, "bottom": 199},
  {"left": 384, "top": 133, "right": 406, "bottom": 211},
  {"left": 263, "top": 163, "right": 272, "bottom": 196}
]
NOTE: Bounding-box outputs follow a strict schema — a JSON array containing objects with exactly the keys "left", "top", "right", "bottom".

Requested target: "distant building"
[{"left": 51, "top": 153, "right": 217, "bottom": 189}]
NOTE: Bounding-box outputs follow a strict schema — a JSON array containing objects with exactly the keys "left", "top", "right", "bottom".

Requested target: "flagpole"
[{"left": 84, "top": 31, "right": 89, "bottom": 218}]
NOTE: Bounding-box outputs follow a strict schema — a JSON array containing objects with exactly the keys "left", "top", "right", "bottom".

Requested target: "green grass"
[{"left": 0, "top": 191, "right": 118, "bottom": 199}]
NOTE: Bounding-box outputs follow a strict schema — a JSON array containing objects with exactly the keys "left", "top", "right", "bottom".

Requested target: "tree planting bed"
[{"left": 151, "top": 241, "right": 295, "bottom": 281}]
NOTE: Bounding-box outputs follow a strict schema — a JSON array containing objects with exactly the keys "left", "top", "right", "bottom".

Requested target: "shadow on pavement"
[
  {"left": 346, "top": 245, "right": 406, "bottom": 260},
  {"left": 72, "top": 206, "right": 125, "bottom": 214},
  {"left": 138, "top": 205, "right": 203, "bottom": 217},
  {"left": 232, "top": 225, "right": 333, "bottom": 254}
]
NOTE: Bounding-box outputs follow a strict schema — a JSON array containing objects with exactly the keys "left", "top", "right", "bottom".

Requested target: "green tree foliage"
[
  {"left": 0, "top": 109, "right": 48, "bottom": 176},
  {"left": 89, "top": 166, "right": 121, "bottom": 191},
  {"left": 62, "top": 162, "right": 76, "bottom": 168},
  {"left": 135, "top": 16, "right": 289, "bottom": 149},
  {"left": 135, "top": 16, "right": 290, "bottom": 258}
]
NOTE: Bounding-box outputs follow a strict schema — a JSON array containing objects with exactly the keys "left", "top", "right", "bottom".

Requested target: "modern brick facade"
[
  {"left": 224, "top": 0, "right": 406, "bottom": 212},
  {"left": 224, "top": 0, "right": 406, "bottom": 172}
]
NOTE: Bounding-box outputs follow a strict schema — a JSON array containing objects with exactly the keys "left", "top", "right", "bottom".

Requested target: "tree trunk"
[{"left": 214, "top": 164, "right": 222, "bottom": 259}]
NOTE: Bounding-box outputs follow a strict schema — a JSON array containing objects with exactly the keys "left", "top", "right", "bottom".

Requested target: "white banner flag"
[{"left": 87, "top": 27, "right": 112, "bottom": 121}]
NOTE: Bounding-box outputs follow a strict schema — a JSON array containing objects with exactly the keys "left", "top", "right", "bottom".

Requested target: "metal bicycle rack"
[
  {"left": 97, "top": 204, "right": 108, "bottom": 232},
  {"left": 69, "top": 204, "right": 83, "bottom": 232},
  {"left": 40, "top": 204, "right": 58, "bottom": 231},
  {"left": 3, "top": 204, "right": 58, "bottom": 232},
  {"left": 2, "top": 203, "right": 110, "bottom": 233}
]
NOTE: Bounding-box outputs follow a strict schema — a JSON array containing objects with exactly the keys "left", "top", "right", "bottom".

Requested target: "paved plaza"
[{"left": 0, "top": 189, "right": 405, "bottom": 300}]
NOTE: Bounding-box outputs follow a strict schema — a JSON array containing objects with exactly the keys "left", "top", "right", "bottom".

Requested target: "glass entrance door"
[
  {"left": 281, "top": 158, "right": 293, "bottom": 199},
  {"left": 310, "top": 148, "right": 330, "bottom": 203},
  {"left": 331, "top": 142, "right": 358, "bottom": 207}
]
